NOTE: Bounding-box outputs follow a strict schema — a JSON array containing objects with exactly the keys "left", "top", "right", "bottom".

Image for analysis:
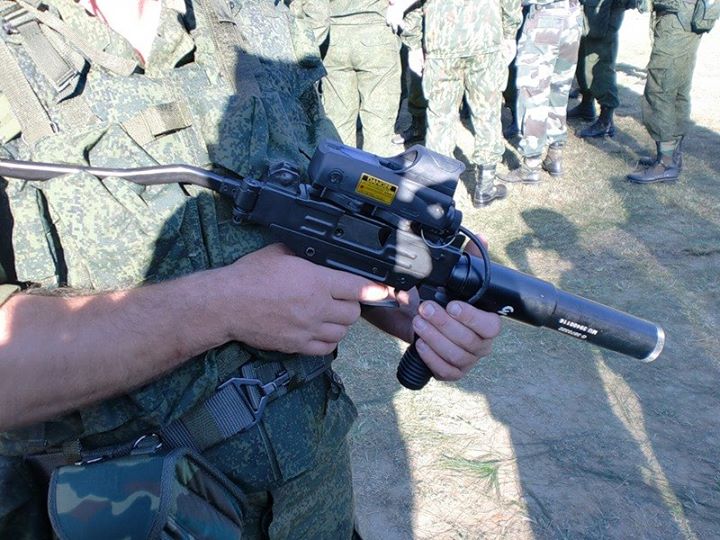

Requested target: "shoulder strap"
[
  {"left": 0, "top": 37, "right": 55, "bottom": 144},
  {"left": 194, "top": 0, "right": 262, "bottom": 98}
]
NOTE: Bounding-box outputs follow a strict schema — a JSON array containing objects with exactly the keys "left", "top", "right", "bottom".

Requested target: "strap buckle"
[{"left": 217, "top": 370, "right": 291, "bottom": 428}]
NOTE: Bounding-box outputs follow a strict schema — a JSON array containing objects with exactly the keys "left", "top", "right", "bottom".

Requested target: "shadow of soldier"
[{"left": 454, "top": 207, "right": 720, "bottom": 538}]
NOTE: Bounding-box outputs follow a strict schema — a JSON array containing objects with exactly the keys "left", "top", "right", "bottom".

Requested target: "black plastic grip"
[{"left": 396, "top": 339, "right": 433, "bottom": 390}]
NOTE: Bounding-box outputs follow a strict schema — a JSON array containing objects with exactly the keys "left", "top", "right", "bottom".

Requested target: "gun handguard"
[{"left": 0, "top": 141, "right": 665, "bottom": 390}]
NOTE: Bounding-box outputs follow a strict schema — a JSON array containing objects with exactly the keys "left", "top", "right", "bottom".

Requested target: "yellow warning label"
[{"left": 356, "top": 173, "right": 397, "bottom": 206}]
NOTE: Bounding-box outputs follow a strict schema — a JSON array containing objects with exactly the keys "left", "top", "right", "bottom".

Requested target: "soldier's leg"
[
  {"left": 567, "top": 36, "right": 598, "bottom": 121},
  {"left": 514, "top": 6, "right": 556, "bottom": 161},
  {"left": 630, "top": 13, "right": 701, "bottom": 183},
  {"left": 355, "top": 24, "right": 401, "bottom": 156},
  {"left": 546, "top": 1, "right": 582, "bottom": 147},
  {"left": 423, "top": 56, "right": 464, "bottom": 159},
  {"left": 465, "top": 54, "right": 507, "bottom": 206},
  {"left": 322, "top": 25, "right": 361, "bottom": 148},
  {"left": 586, "top": 8, "right": 623, "bottom": 110},
  {"left": 641, "top": 14, "right": 701, "bottom": 143}
]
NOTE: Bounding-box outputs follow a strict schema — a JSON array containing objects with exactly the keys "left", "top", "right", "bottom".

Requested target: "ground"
[{"left": 335, "top": 13, "right": 720, "bottom": 540}]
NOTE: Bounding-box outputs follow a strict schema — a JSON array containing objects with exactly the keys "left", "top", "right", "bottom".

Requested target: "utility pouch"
[
  {"left": 691, "top": 0, "right": 720, "bottom": 32},
  {"left": 47, "top": 447, "right": 247, "bottom": 540}
]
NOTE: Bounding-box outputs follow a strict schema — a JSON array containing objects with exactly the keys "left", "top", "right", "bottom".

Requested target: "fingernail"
[
  {"left": 448, "top": 303, "right": 461, "bottom": 317},
  {"left": 413, "top": 317, "right": 427, "bottom": 331},
  {"left": 420, "top": 302, "right": 435, "bottom": 317}
]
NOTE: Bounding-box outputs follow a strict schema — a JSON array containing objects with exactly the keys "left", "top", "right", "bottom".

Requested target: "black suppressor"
[{"left": 396, "top": 254, "right": 665, "bottom": 390}]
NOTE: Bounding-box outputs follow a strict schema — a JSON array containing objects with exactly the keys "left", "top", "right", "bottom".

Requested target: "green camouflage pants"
[
  {"left": 641, "top": 12, "right": 702, "bottom": 142},
  {"left": 516, "top": 0, "right": 583, "bottom": 157},
  {"left": 322, "top": 23, "right": 401, "bottom": 156},
  {"left": 576, "top": 7, "right": 625, "bottom": 108},
  {"left": 424, "top": 53, "right": 506, "bottom": 166}
]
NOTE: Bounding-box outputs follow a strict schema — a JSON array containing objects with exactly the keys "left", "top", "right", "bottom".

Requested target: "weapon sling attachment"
[{"left": 25, "top": 357, "right": 333, "bottom": 477}]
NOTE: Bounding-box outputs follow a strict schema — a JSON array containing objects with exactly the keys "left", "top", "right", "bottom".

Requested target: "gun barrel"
[{"left": 448, "top": 256, "right": 664, "bottom": 362}]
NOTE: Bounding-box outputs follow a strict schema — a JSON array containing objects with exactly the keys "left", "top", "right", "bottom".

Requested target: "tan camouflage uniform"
[{"left": 515, "top": 0, "right": 583, "bottom": 159}]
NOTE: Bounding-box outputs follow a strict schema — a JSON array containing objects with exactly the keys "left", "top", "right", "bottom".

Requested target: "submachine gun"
[{"left": 0, "top": 140, "right": 665, "bottom": 389}]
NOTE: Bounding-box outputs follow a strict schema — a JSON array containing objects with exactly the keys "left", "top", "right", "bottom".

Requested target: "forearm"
[{"left": 0, "top": 269, "right": 230, "bottom": 431}]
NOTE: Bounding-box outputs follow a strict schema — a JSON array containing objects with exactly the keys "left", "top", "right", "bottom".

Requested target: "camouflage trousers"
[
  {"left": 641, "top": 12, "right": 702, "bottom": 142},
  {"left": 423, "top": 53, "right": 507, "bottom": 166},
  {"left": 322, "top": 23, "right": 401, "bottom": 156},
  {"left": 515, "top": 0, "right": 583, "bottom": 157}
]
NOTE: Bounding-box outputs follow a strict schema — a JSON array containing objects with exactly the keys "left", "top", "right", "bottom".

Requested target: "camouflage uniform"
[
  {"left": 318, "top": 0, "right": 401, "bottom": 156},
  {"left": 626, "top": 0, "right": 705, "bottom": 183},
  {"left": 514, "top": 0, "right": 583, "bottom": 159},
  {"left": 575, "top": 0, "right": 626, "bottom": 111},
  {"left": 419, "top": 0, "right": 522, "bottom": 203},
  {"left": 0, "top": 1, "right": 358, "bottom": 538},
  {"left": 569, "top": 0, "right": 630, "bottom": 138}
]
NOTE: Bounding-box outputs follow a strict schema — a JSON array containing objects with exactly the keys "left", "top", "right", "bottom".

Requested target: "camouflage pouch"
[
  {"left": 47, "top": 448, "right": 247, "bottom": 540},
  {"left": 690, "top": 0, "right": 720, "bottom": 32}
]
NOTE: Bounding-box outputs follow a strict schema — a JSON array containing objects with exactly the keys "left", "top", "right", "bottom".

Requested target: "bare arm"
[{"left": 0, "top": 243, "right": 389, "bottom": 431}]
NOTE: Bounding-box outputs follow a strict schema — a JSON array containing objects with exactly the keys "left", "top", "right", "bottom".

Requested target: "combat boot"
[
  {"left": 497, "top": 156, "right": 542, "bottom": 184},
  {"left": 541, "top": 143, "right": 563, "bottom": 176},
  {"left": 392, "top": 115, "right": 426, "bottom": 145},
  {"left": 627, "top": 141, "right": 681, "bottom": 184},
  {"left": 472, "top": 164, "right": 508, "bottom": 208},
  {"left": 567, "top": 94, "right": 597, "bottom": 122},
  {"left": 577, "top": 106, "right": 615, "bottom": 138}
]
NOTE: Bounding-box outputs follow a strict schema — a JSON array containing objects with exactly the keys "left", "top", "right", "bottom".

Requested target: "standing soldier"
[
  {"left": 319, "top": 0, "right": 402, "bottom": 156},
  {"left": 499, "top": 0, "right": 583, "bottom": 183},
  {"left": 627, "top": 0, "right": 717, "bottom": 183},
  {"left": 390, "top": 5, "right": 428, "bottom": 146},
  {"left": 391, "top": 0, "right": 523, "bottom": 208},
  {"left": 568, "top": 0, "right": 634, "bottom": 138}
]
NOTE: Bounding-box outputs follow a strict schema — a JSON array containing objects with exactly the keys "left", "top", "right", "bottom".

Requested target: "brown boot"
[
  {"left": 541, "top": 143, "right": 563, "bottom": 176},
  {"left": 497, "top": 156, "right": 542, "bottom": 184}
]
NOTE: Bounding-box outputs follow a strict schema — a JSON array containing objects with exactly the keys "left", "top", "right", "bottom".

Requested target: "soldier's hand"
[
  {"left": 218, "top": 244, "right": 391, "bottom": 356},
  {"left": 412, "top": 231, "right": 501, "bottom": 381}
]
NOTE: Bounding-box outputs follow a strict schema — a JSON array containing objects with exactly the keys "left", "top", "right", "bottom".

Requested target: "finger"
[
  {"left": 301, "top": 340, "right": 340, "bottom": 357},
  {"left": 324, "top": 299, "right": 363, "bottom": 326},
  {"left": 315, "top": 321, "right": 351, "bottom": 344},
  {"left": 327, "top": 270, "right": 390, "bottom": 303},
  {"left": 414, "top": 338, "right": 464, "bottom": 382},
  {"left": 418, "top": 301, "right": 486, "bottom": 354},
  {"left": 446, "top": 301, "right": 502, "bottom": 341},
  {"left": 413, "top": 313, "right": 477, "bottom": 371}
]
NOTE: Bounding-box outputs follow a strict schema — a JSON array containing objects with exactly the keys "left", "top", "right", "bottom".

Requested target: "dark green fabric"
[
  {"left": 0, "top": 1, "right": 358, "bottom": 538},
  {"left": 641, "top": 12, "right": 702, "bottom": 142},
  {"left": 576, "top": 7, "right": 625, "bottom": 108}
]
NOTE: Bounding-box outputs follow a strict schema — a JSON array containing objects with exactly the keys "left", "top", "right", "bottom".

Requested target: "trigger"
[{"left": 360, "top": 299, "right": 400, "bottom": 308}]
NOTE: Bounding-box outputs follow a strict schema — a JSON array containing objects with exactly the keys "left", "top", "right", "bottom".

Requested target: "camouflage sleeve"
[
  {"left": 501, "top": 0, "right": 523, "bottom": 39},
  {"left": 400, "top": 5, "right": 424, "bottom": 50}
]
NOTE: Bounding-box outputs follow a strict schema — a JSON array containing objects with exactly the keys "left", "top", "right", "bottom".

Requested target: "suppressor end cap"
[{"left": 641, "top": 326, "right": 665, "bottom": 363}]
